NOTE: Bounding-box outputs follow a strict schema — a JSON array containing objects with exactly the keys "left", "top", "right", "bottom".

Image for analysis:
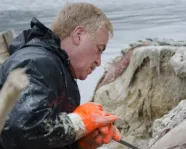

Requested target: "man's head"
[{"left": 51, "top": 3, "right": 113, "bottom": 80}]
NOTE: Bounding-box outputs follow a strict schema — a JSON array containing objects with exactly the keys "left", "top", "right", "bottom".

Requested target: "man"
[{"left": 0, "top": 2, "right": 121, "bottom": 149}]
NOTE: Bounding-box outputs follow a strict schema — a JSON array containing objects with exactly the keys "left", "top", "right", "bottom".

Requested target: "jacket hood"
[{"left": 8, "top": 17, "right": 70, "bottom": 66}]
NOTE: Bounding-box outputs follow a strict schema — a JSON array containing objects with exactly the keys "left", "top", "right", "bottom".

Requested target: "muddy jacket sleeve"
[{"left": 1, "top": 49, "right": 80, "bottom": 149}]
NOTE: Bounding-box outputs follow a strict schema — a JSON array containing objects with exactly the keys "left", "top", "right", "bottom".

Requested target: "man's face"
[{"left": 70, "top": 26, "right": 109, "bottom": 80}]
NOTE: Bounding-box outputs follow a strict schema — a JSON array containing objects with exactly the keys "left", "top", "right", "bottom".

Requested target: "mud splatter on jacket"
[{"left": 0, "top": 18, "right": 81, "bottom": 149}]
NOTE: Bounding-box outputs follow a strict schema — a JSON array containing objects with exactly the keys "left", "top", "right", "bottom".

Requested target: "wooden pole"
[{"left": 0, "top": 68, "right": 29, "bottom": 133}]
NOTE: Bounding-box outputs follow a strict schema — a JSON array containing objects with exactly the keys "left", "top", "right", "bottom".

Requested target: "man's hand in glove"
[
  {"left": 78, "top": 124, "right": 121, "bottom": 149},
  {"left": 68, "top": 102, "right": 118, "bottom": 140}
]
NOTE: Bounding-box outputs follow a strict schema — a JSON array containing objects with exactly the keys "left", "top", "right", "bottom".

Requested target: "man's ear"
[{"left": 72, "top": 26, "right": 85, "bottom": 46}]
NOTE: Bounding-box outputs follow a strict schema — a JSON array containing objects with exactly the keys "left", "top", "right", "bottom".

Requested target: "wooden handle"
[{"left": 0, "top": 68, "right": 29, "bottom": 133}]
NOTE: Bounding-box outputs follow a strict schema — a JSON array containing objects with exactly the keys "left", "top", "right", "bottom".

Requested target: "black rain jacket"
[{"left": 0, "top": 17, "right": 81, "bottom": 149}]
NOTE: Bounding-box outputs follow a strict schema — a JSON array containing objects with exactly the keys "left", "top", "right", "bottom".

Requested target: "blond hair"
[{"left": 51, "top": 2, "right": 113, "bottom": 39}]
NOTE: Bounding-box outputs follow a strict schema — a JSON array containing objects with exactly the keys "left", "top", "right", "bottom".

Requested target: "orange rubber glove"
[
  {"left": 78, "top": 124, "right": 121, "bottom": 149},
  {"left": 68, "top": 102, "right": 118, "bottom": 140},
  {"left": 78, "top": 129, "right": 102, "bottom": 149},
  {"left": 97, "top": 124, "right": 121, "bottom": 144}
]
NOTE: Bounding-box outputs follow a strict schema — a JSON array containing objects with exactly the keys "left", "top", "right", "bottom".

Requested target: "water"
[{"left": 1, "top": 0, "right": 186, "bottom": 103}]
